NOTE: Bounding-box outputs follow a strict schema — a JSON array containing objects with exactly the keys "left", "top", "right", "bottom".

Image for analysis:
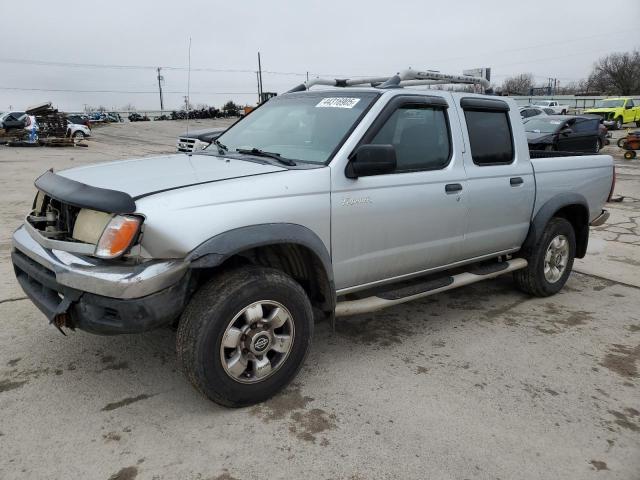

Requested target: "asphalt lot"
[{"left": 0, "top": 120, "right": 638, "bottom": 480}]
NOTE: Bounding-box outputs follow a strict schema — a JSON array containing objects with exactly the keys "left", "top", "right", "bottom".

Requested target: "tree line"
[{"left": 501, "top": 49, "right": 640, "bottom": 96}]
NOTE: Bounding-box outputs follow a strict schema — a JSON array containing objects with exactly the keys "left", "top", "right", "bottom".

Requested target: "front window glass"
[
  {"left": 595, "top": 99, "right": 625, "bottom": 108},
  {"left": 371, "top": 105, "right": 451, "bottom": 172},
  {"left": 211, "top": 92, "right": 378, "bottom": 164}
]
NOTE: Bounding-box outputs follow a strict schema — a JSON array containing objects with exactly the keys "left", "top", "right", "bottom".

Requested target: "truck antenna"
[{"left": 186, "top": 37, "right": 192, "bottom": 138}]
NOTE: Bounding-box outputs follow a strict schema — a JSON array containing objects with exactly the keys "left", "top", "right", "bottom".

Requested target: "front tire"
[
  {"left": 176, "top": 267, "right": 314, "bottom": 407},
  {"left": 514, "top": 217, "right": 576, "bottom": 297},
  {"left": 73, "top": 131, "right": 85, "bottom": 140}
]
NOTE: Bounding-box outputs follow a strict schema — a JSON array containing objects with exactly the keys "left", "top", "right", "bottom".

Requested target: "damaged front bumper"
[{"left": 12, "top": 225, "right": 190, "bottom": 335}]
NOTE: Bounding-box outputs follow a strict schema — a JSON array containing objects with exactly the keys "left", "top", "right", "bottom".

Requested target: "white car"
[
  {"left": 66, "top": 121, "right": 91, "bottom": 139},
  {"left": 530, "top": 100, "right": 569, "bottom": 115}
]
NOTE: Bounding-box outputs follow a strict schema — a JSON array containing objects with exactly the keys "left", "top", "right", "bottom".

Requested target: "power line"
[
  {"left": 430, "top": 29, "right": 638, "bottom": 65},
  {"left": 0, "top": 86, "right": 255, "bottom": 94}
]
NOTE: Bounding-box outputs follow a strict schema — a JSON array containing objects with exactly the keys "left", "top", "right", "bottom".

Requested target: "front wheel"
[
  {"left": 514, "top": 217, "right": 576, "bottom": 297},
  {"left": 176, "top": 267, "right": 314, "bottom": 407},
  {"left": 72, "top": 131, "right": 85, "bottom": 140}
]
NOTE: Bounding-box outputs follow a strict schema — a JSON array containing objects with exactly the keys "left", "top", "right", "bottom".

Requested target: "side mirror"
[
  {"left": 346, "top": 144, "right": 397, "bottom": 179},
  {"left": 625, "top": 104, "right": 632, "bottom": 109},
  {"left": 560, "top": 128, "right": 572, "bottom": 136}
]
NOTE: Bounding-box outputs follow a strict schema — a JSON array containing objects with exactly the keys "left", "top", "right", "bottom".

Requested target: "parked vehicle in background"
[
  {"left": 66, "top": 120, "right": 91, "bottom": 139},
  {"left": 519, "top": 106, "right": 547, "bottom": 121},
  {"left": 176, "top": 128, "right": 227, "bottom": 153},
  {"left": 12, "top": 70, "right": 614, "bottom": 407},
  {"left": 525, "top": 115, "right": 604, "bottom": 152},
  {"left": 541, "top": 107, "right": 555, "bottom": 115},
  {"left": 531, "top": 100, "right": 569, "bottom": 115},
  {"left": 66, "top": 114, "right": 91, "bottom": 129},
  {"left": 583, "top": 97, "right": 640, "bottom": 130},
  {"left": 0, "top": 111, "right": 28, "bottom": 130},
  {"left": 128, "top": 113, "right": 150, "bottom": 122}
]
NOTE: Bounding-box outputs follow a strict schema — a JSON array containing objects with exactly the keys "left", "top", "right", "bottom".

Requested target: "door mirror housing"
[
  {"left": 346, "top": 144, "right": 397, "bottom": 178},
  {"left": 559, "top": 128, "right": 572, "bottom": 136},
  {"left": 625, "top": 104, "right": 632, "bottom": 109}
]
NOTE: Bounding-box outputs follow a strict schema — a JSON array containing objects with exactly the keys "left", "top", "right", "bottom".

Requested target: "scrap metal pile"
[
  {"left": 0, "top": 102, "right": 84, "bottom": 147},
  {"left": 27, "top": 102, "right": 75, "bottom": 146}
]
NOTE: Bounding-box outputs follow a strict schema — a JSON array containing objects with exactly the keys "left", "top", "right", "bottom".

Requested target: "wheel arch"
[
  {"left": 186, "top": 224, "right": 335, "bottom": 313},
  {"left": 523, "top": 194, "right": 590, "bottom": 258}
]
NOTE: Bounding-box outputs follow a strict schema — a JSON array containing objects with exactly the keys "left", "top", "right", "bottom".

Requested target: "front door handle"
[
  {"left": 445, "top": 183, "right": 463, "bottom": 194},
  {"left": 510, "top": 177, "right": 524, "bottom": 186}
]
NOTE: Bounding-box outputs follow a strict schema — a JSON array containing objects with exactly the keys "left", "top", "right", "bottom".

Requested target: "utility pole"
[
  {"left": 157, "top": 67, "right": 164, "bottom": 112},
  {"left": 256, "top": 71, "right": 261, "bottom": 104},
  {"left": 257, "top": 52, "right": 263, "bottom": 103}
]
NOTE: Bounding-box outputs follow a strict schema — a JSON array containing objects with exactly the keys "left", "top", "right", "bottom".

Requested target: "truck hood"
[
  {"left": 583, "top": 108, "right": 616, "bottom": 113},
  {"left": 58, "top": 153, "right": 286, "bottom": 198}
]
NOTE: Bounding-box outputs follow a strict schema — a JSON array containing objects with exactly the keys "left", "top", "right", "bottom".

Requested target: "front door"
[{"left": 330, "top": 94, "right": 468, "bottom": 291}]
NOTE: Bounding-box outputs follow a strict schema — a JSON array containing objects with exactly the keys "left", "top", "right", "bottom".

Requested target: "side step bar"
[{"left": 335, "top": 258, "right": 528, "bottom": 317}]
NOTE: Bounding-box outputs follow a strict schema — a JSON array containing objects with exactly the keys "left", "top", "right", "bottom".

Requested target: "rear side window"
[
  {"left": 370, "top": 106, "right": 451, "bottom": 172},
  {"left": 464, "top": 110, "right": 514, "bottom": 165},
  {"left": 573, "top": 119, "right": 598, "bottom": 133}
]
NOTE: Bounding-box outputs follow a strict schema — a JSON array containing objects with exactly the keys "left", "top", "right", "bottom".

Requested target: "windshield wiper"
[
  {"left": 236, "top": 148, "right": 296, "bottom": 166},
  {"left": 213, "top": 139, "right": 228, "bottom": 154}
]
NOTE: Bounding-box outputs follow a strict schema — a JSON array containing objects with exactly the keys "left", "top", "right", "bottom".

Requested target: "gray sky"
[{"left": 1, "top": 0, "right": 639, "bottom": 112}]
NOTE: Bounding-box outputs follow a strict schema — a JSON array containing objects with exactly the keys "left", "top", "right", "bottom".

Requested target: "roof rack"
[{"left": 286, "top": 68, "right": 492, "bottom": 94}]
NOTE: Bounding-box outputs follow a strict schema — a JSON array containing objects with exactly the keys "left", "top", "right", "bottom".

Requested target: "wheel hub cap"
[
  {"left": 544, "top": 234, "right": 569, "bottom": 283},
  {"left": 220, "top": 300, "right": 295, "bottom": 384}
]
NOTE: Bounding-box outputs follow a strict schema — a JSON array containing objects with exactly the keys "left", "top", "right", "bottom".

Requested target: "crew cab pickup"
[
  {"left": 12, "top": 69, "right": 614, "bottom": 407},
  {"left": 584, "top": 97, "right": 640, "bottom": 130},
  {"left": 531, "top": 100, "right": 570, "bottom": 115}
]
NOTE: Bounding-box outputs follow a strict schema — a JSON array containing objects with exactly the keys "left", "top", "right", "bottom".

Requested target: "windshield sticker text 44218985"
[{"left": 316, "top": 97, "right": 361, "bottom": 109}]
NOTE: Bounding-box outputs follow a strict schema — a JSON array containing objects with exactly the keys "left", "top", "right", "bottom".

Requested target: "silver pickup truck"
[{"left": 12, "top": 69, "right": 614, "bottom": 407}]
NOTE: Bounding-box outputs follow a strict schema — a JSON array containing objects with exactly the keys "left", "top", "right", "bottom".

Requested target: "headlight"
[{"left": 95, "top": 215, "right": 142, "bottom": 259}]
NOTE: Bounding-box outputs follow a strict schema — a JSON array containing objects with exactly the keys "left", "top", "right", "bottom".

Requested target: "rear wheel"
[
  {"left": 72, "top": 131, "right": 85, "bottom": 140},
  {"left": 624, "top": 150, "right": 637, "bottom": 160},
  {"left": 595, "top": 138, "right": 602, "bottom": 153},
  {"left": 176, "top": 267, "right": 314, "bottom": 407},
  {"left": 617, "top": 137, "right": 628, "bottom": 148},
  {"left": 514, "top": 217, "right": 576, "bottom": 297}
]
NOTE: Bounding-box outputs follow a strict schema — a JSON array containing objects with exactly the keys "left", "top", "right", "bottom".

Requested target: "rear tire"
[
  {"left": 624, "top": 150, "right": 637, "bottom": 160},
  {"left": 615, "top": 117, "right": 623, "bottom": 130},
  {"left": 72, "top": 131, "right": 85, "bottom": 140},
  {"left": 514, "top": 218, "right": 576, "bottom": 297},
  {"left": 176, "top": 267, "right": 314, "bottom": 407},
  {"left": 595, "top": 138, "right": 602, "bottom": 153}
]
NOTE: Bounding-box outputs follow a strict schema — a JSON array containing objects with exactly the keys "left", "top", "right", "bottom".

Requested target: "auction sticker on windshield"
[{"left": 316, "top": 97, "right": 361, "bottom": 108}]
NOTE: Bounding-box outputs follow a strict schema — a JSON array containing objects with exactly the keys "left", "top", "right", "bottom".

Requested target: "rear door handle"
[
  {"left": 510, "top": 177, "right": 524, "bottom": 186},
  {"left": 445, "top": 183, "right": 463, "bottom": 194}
]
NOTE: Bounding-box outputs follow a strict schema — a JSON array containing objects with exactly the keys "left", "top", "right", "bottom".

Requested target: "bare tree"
[
  {"left": 121, "top": 103, "right": 136, "bottom": 112},
  {"left": 501, "top": 73, "right": 535, "bottom": 95},
  {"left": 588, "top": 50, "right": 640, "bottom": 95}
]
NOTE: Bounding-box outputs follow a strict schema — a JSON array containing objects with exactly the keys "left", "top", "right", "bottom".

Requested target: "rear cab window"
[{"left": 460, "top": 98, "right": 514, "bottom": 166}]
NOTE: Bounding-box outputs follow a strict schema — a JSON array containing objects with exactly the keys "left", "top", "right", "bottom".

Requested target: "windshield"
[
  {"left": 524, "top": 118, "right": 564, "bottom": 133},
  {"left": 532, "top": 101, "right": 550, "bottom": 106},
  {"left": 211, "top": 92, "right": 378, "bottom": 164},
  {"left": 595, "top": 99, "right": 625, "bottom": 108}
]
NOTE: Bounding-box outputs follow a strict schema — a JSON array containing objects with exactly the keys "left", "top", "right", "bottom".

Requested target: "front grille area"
[
  {"left": 176, "top": 137, "right": 197, "bottom": 153},
  {"left": 29, "top": 192, "right": 81, "bottom": 242}
]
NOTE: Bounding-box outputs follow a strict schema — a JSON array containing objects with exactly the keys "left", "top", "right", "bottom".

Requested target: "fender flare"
[
  {"left": 523, "top": 193, "right": 590, "bottom": 257},
  {"left": 186, "top": 223, "right": 335, "bottom": 309}
]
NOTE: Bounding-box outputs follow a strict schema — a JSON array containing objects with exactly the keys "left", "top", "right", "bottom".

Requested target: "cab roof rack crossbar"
[{"left": 286, "top": 68, "right": 492, "bottom": 94}]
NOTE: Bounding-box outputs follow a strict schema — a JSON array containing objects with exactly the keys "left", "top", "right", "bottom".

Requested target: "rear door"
[
  {"left": 455, "top": 97, "right": 535, "bottom": 260},
  {"left": 330, "top": 94, "right": 468, "bottom": 290}
]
